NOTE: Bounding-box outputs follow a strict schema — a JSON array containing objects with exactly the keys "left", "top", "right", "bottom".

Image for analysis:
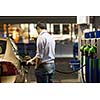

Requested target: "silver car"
[{"left": 0, "top": 37, "right": 25, "bottom": 83}]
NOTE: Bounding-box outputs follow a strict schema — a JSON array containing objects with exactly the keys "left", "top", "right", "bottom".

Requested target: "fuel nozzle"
[
  {"left": 80, "top": 45, "right": 86, "bottom": 52},
  {"left": 80, "top": 45, "right": 86, "bottom": 56},
  {"left": 89, "top": 45, "right": 97, "bottom": 58},
  {"left": 84, "top": 44, "right": 91, "bottom": 56}
]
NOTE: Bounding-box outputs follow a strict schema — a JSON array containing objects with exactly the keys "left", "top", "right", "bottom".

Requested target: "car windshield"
[{"left": 0, "top": 40, "right": 6, "bottom": 54}]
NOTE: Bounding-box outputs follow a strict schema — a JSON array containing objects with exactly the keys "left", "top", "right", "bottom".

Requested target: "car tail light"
[{"left": 0, "top": 61, "right": 19, "bottom": 76}]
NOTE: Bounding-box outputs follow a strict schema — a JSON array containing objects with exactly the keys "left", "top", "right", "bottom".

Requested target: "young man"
[{"left": 27, "top": 22, "right": 55, "bottom": 83}]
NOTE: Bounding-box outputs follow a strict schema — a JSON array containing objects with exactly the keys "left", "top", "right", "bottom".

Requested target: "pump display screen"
[{"left": 0, "top": 40, "right": 6, "bottom": 54}]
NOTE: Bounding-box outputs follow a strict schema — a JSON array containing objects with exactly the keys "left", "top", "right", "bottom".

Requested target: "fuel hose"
[{"left": 55, "top": 64, "right": 86, "bottom": 74}]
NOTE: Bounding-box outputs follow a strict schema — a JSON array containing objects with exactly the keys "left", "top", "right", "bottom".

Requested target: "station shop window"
[
  {"left": 0, "top": 24, "right": 4, "bottom": 37},
  {"left": 53, "top": 25, "right": 60, "bottom": 34},
  {"left": 63, "top": 25, "right": 69, "bottom": 34},
  {"left": 74, "top": 24, "right": 78, "bottom": 35},
  {"left": 1, "top": 24, "right": 31, "bottom": 43}
]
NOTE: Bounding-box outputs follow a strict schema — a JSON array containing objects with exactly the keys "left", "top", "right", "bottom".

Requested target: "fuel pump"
[
  {"left": 80, "top": 31, "right": 98, "bottom": 83},
  {"left": 96, "top": 31, "right": 100, "bottom": 82},
  {"left": 87, "top": 31, "right": 97, "bottom": 83},
  {"left": 80, "top": 32, "right": 91, "bottom": 83},
  {"left": 88, "top": 45, "right": 97, "bottom": 82},
  {"left": 80, "top": 44, "right": 86, "bottom": 82},
  {"left": 83, "top": 30, "right": 100, "bottom": 83},
  {"left": 84, "top": 43, "right": 91, "bottom": 83}
]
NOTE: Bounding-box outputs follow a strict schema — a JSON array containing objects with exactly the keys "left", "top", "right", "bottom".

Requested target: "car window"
[
  {"left": 10, "top": 38, "right": 19, "bottom": 54},
  {"left": 10, "top": 38, "right": 18, "bottom": 51},
  {"left": 0, "top": 40, "right": 6, "bottom": 54},
  {"left": 10, "top": 38, "right": 22, "bottom": 61}
]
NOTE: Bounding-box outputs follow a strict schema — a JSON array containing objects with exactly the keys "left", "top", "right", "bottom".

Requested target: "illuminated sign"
[{"left": 77, "top": 16, "right": 89, "bottom": 24}]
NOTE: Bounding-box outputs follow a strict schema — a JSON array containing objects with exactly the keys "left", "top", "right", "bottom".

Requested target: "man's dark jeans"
[{"left": 35, "top": 63, "right": 55, "bottom": 83}]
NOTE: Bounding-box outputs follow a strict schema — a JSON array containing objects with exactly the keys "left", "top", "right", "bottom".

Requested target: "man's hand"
[
  {"left": 35, "top": 57, "right": 41, "bottom": 69},
  {"left": 26, "top": 59, "right": 34, "bottom": 65},
  {"left": 26, "top": 56, "right": 36, "bottom": 65}
]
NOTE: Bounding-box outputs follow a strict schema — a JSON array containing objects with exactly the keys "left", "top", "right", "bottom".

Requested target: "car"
[{"left": 0, "top": 37, "right": 26, "bottom": 83}]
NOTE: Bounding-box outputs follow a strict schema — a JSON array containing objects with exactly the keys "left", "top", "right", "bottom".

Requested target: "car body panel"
[{"left": 0, "top": 37, "right": 22, "bottom": 83}]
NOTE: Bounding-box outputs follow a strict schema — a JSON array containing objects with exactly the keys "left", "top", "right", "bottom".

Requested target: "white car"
[{"left": 0, "top": 37, "right": 25, "bottom": 83}]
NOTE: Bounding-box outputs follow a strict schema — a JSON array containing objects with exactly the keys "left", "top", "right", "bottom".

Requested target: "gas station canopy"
[{"left": 0, "top": 16, "right": 77, "bottom": 24}]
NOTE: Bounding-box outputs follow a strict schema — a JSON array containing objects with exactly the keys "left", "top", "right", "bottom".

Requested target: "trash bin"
[{"left": 70, "top": 59, "right": 80, "bottom": 71}]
